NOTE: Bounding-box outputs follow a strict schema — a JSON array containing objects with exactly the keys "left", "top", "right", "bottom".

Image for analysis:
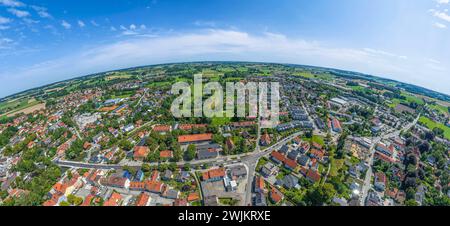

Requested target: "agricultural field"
[
  {"left": 0, "top": 98, "right": 44, "bottom": 117},
  {"left": 419, "top": 116, "right": 450, "bottom": 140}
]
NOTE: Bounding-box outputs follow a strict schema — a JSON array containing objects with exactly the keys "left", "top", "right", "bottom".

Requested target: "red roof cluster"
[
  {"left": 178, "top": 133, "right": 212, "bottom": 143},
  {"left": 178, "top": 124, "right": 207, "bottom": 130},
  {"left": 134, "top": 146, "right": 150, "bottom": 159},
  {"left": 305, "top": 169, "right": 321, "bottom": 182},
  {"left": 270, "top": 151, "right": 298, "bottom": 169},
  {"left": 202, "top": 168, "right": 226, "bottom": 181},
  {"left": 153, "top": 124, "right": 171, "bottom": 132},
  {"left": 159, "top": 150, "right": 173, "bottom": 158},
  {"left": 231, "top": 121, "right": 256, "bottom": 127},
  {"left": 269, "top": 186, "right": 283, "bottom": 203}
]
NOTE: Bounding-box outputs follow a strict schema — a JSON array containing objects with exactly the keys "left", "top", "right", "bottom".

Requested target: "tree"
[
  {"left": 418, "top": 142, "right": 430, "bottom": 153},
  {"left": 184, "top": 144, "right": 196, "bottom": 161},
  {"left": 183, "top": 163, "right": 191, "bottom": 171},
  {"left": 304, "top": 183, "right": 336, "bottom": 206},
  {"left": 119, "top": 139, "right": 133, "bottom": 151},
  {"left": 67, "top": 194, "right": 83, "bottom": 206},
  {"left": 424, "top": 131, "right": 435, "bottom": 141},
  {"left": 141, "top": 163, "right": 151, "bottom": 172},
  {"left": 404, "top": 199, "right": 418, "bottom": 206}
]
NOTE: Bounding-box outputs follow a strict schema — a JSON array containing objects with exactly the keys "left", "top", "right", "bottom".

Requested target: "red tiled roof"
[
  {"left": 129, "top": 181, "right": 146, "bottom": 190},
  {"left": 310, "top": 149, "right": 325, "bottom": 159},
  {"left": 306, "top": 169, "right": 321, "bottom": 182},
  {"left": 81, "top": 194, "right": 94, "bottom": 206},
  {"left": 145, "top": 181, "right": 164, "bottom": 193},
  {"left": 256, "top": 176, "right": 265, "bottom": 191},
  {"left": 150, "top": 170, "right": 159, "bottom": 182},
  {"left": 136, "top": 193, "right": 150, "bottom": 206},
  {"left": 179, "top": 124, "right": 207, "bottom": 130},
  {"left": 270, "top": 186, "right": 283, "bottom": 203},
  {"left": 231, "top": 121, "right": 256, "bottom": 127},
  {"left": 202, "top": 168, "right": 225, "bottom": 181},
  {"left": 173, "top": 198, "right": 188, "bottom": 206},
  {"left": 187, "top": 192, "right": 200, "bottom": 202},
  {"left": 104, "top": 192, "right": 122, "bottom": 206},
  {"left": 134, "top": 146, "right": 150, "bottom": 159},
  {"left": 153, "top": 125, "right": 171, "bottom": 132},
  {"left": 271, "top": 151, "right": 285, "bottom": 162},
  {"left": 159, "top": 150, "right": 173, "bottom": 158},
  {"left": 261, "top": 133, "right": 271, "bottom": 143},
  {"left": 52, "top": 182, "right": 67, "bottom": 195},
  {"left": 284, "top": 158, "right": 298, "bottom": 169},
  {"left": 178, "top": 133, "right": 212, "bottom": 143}
]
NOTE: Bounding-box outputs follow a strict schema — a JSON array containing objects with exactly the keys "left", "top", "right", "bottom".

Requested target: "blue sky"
[{"left": 0, "top": 0, "right": 449, "bottom": 98}]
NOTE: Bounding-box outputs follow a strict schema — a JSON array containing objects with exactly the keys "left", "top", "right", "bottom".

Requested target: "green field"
[
  {"left": 0, "top": 98, "right": 42, "bottom": 116},
  {"left": 401, "top": 92, "right": 424, "bottom": 105},
  {"left": 387, "top": 92, "right": 424, "bottom": 108},
  {"left": 294, "top": 71, "right": 334, "bottom": 81},
  {"left": 329, "top": 159, "right": 344, "bottom": 177},
  {"left": 146, "top": 81, "right": 172, "bottom": 88},
  {"left": 303, "top": 135, "right": 325, "bottom": 146},
  {"left": 430, "top": 104, "right": 449, "bottom": 116},
  {"left": 0, "top": 99, "right": 30, "bottom": 112},
  {"left": 211, "top": 116, "right": 231, "bottom": 126},
  {"left": 349, "top": 85, "right": 365, "bottom": 92},
  {"left": 419, "top": 116, "right": 450, "bottom": 140}
]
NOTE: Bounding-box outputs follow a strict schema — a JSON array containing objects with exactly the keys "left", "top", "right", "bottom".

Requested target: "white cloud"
[
  {"left": 7, "top": 8, "right": 30, "bottom": 18},
  {"left": 436, "top": 0, "right": 449, "bottom": 4},
  {"left": 0, "top": 37, "right": 14, "bottom": 49},
  {"left": 363, "top": 48, "right": 408, "bottom": 60},
  {"left": 0, "top": 0, "right": 24, "bottom": 7},
  {"left": 432, "top": 10, "right": 450, "bottom": 22},
  {"left": 23, "top": 18, "right": 39, "bottom": 24},
  {"left": 0, "top": 16, "right": 11, "bottom": 24},
  {"left": 110, "top": 26, "right": 117, "bottom": 31},
  {"left": 130, "top": 24, "right": 137, "bottom": 30},
  {"left": 1, "top": 29, "right": 449, "bottom": 97},
  {"left": 0, "top": 25, "right": 10, "bottom": 30},
  {"left": 78, "top": 20, "right": 85, "bottom": 28},
  {"left": 90, "top": 20, "right": 99, "bottom": 26},
  {"left": 434, "top": 22, "right": 447, "bottom": 28},
  {"left": 61, "top": 20, "right": 71, "bottom": 29},
  {"left": 31, "top": 5, "right": 52, "bottom": 19}
]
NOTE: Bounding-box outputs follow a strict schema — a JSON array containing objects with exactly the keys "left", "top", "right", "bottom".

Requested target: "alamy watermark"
[{"left": 170, "top": 74, "right": 280, "bottom": 128}]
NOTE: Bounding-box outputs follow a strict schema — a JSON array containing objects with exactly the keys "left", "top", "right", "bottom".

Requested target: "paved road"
[
  {"left": 54, "top": 129, "right": 303, "bottom": 206},
  {"left": 359, "top": 114, "right": 420, "bottom": 205}
]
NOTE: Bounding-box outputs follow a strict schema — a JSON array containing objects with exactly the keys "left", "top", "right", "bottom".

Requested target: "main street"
[
  {"left": 359, "top": 114, "right": 420, "bottom": 205},
  {"left": 54, "top": 130, "right": 303, "bottom": 206}
]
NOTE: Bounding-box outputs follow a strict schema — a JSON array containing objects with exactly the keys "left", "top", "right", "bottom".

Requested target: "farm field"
[{"left": 419, "top": 116, "right": 450, "bottom": 140}]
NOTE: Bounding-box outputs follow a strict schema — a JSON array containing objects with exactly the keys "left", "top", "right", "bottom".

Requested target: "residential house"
[
  {"left": 374, "top": 172, "right": 387, "bottom": 191},
  {"left": 282, "top": 175, "right": 299, "bottom": 189},
  {"left": 133, "top": 146, "right": 150, "bottom": 161},
  {"left": 178, "top": 133, "right": 212, "bottom": 144},
  {"left": 202, "top": 168, "right": 226, "bottom": 182}
]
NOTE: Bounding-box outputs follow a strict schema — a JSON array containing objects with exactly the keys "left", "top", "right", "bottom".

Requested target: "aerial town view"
[{"left": 0, "top": 0, "right": 449, "bottom": 210}]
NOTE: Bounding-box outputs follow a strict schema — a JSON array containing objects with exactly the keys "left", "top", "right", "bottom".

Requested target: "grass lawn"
[
  {"left": 419, "top": 116, "right": 450, "bottom": 140},
  {"left": 349, "top": 85, "right": 365, "bottom": 92},
  {"left": 430, "top": 104, "right": 449, "bottom": 116},
  {"left": 0, "top": 98, "right": 31, "bottom": 113},
  {"left": 211, "top": 116, "right": 231, "bottom": 126},
  {"left": 329, "top": 159, "right": 344, "bottom": 177},
  {"left": 303, "top": 135, "right": 325, "bottom": 146},
  {"left": 146, "top": 81, "right": 172, "bottom": 88},
  {"left": 401, "top": 92, "right": 424, "bottom": 105},
  {"left": 218, "top": 197, "right": 239, "bottom": 206},
  {"left": 294, "top": 72, "right": 315, "bottom": 79}
]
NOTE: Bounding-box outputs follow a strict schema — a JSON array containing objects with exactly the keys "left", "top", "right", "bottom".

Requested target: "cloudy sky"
[{"left": 0, "top": 0, "right": 449, "bottom": 98}]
